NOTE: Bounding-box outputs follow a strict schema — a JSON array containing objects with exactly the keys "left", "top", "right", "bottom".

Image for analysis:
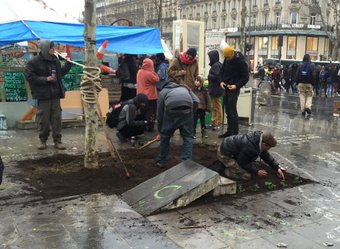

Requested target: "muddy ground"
[{"left": 11, "top": 144, "right": 312, "bottom": 201}]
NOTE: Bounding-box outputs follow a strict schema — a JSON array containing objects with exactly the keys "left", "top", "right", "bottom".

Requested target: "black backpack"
[
  {"left": 106, "top": 104, "right": 123, "bottom": 128},
  {"left": 298, "top": 63, "right": 313, "bottom": 83}
]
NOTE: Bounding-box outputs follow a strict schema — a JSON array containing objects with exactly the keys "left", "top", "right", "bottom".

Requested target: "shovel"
[{"left": 137, "top": 138, "right": 159, "bottom": 150}]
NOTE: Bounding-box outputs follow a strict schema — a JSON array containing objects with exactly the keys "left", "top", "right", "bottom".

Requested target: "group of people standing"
[{"left": 24, "top": 39, "right": 284, "bottom": 181}]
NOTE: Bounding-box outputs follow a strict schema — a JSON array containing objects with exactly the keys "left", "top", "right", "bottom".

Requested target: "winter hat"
[
  {"left": 223, "top": 46, "right": 235, "bottom": 58},
  {"left": 186, "top": 48, "right": 197, "bottom": 58}
]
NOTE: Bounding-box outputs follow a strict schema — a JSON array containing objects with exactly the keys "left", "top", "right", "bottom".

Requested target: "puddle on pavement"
[{"left": 8, "top": 144, "right": 313, "bottom": 202}]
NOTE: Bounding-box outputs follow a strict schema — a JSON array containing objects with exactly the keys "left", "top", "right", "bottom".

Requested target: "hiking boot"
[
  {"left": 301, "top": 110, "right": 306, "bottom": 116},
  {"left": 54, "top": 143, "right": 66, "bottom": 150},
  {"left": 224, "top": 167, "right": 251, "bottom": 181},
  {"left": 38, "top": 142, "right": 47, "bottom": 150}
]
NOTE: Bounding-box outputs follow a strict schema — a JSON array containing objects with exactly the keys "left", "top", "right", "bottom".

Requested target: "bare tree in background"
[
  {"left": 302, "top": 0, "right": 339, "bottom": 61},
  {"left": 240, "top": 0, "right": 247, "bottom": 54},
  {"left": 150, "top": 0, "right": 178, "bottom": 34}
]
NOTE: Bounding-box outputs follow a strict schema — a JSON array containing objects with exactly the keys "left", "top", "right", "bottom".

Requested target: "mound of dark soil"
[{"left": 12, "top": 144, "right": 312, "bottom": 200}]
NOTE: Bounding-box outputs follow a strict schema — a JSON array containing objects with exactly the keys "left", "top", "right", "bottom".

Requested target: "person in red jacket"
[{"left": 136, "top": 58, "right": 159, "bottom": 131}]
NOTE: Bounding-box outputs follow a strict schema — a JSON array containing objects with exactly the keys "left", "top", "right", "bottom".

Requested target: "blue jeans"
[{"left": 157, "top": 111, "right": 194, "bottom": 164}]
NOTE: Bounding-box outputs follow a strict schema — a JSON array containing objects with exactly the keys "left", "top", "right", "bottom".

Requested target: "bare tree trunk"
[
  {"left": 83, "top": 0, "right": 99, "bottom": 169},
  {"left": 240, "top": 0, "right": 246, "bottom": 54}
]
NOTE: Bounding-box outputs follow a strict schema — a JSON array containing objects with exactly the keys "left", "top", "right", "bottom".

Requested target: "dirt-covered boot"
[
  {"left": 54, "top": 143, "right": 66, "bottom": 150},
  {"left": 37, "top": 142, "right": 47, "bottom": 150}
]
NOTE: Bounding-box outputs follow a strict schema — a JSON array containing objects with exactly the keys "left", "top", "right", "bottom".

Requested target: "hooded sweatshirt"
[
  {"left": 207, "top": 50, "right": 223, "bottom": 97},
  {"left": 157, "top": 82, "right": 199, "bottom": 131},
  {"left": 25, "top": 40, "right": 72, "bottom": 100},
  {"left": 136, "top": 58, "right": 159, "bottom": 100},
  {"left": 116, "top": 94, "right": 149, "bottom": 130}
]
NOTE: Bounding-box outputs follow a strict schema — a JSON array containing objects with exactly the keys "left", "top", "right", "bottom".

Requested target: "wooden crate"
[{"left": 101, "top": 75, "right": 121, "bottom": 103}]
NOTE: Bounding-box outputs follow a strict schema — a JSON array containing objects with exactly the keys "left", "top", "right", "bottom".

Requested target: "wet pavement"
[{"left": 1, "top": 92, "right": 340, "bottom": 249}]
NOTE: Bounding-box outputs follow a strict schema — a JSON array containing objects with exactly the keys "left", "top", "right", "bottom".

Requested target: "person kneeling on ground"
[
  {"left": 215, "top": 130, "right": 285, "bottom": 181},
  {"left": 116, "top": 93, "right": 149, "bottom": 142}
]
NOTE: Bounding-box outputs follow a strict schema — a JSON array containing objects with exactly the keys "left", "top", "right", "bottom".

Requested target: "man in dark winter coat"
[
  {"left": 25, "top": 40, "right": 73, "bottom": 150},
  {"left": 219, "top": 46, "right": 249, "bottom": 138},
  {"left": 217, "top": 130, "right": 285, "bottom": 180},
  {"left": 296, "top": 54, "right": 315, "bottom": 117},
  {"left": 116, "top": 93, "right": 149, "bottom": 141},
  {"left": 207, "top": 50, "right": 223, "bottom": 130},
  {"left": 155, "top": 81, "right": 199, "bottom": 168}
]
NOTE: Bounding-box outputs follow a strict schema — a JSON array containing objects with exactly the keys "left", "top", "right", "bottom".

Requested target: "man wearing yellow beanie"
[{"left": 219, "top": 46, "right": 249, "bottom": 138}]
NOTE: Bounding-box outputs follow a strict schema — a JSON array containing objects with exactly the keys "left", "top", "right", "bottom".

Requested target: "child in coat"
[{"left": 192, "top": 76, "right": 210, "bottom": 138}]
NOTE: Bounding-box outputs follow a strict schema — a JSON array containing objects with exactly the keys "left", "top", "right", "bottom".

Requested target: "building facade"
[{"left": 97, "top": 0, "right": 337, "bottom": 67}]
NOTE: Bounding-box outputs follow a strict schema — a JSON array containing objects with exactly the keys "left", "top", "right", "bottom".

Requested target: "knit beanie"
[
  {"left": 186, "top": 48, "right": 197, "bottom": 58},
  {"left": 223, "top": 46, "right": 235, "bottom": 58}
]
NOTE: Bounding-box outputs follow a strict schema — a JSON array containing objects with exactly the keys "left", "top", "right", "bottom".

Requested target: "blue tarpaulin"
[{"left": 0, "top": 21, "right": 164, "bottom": 55}]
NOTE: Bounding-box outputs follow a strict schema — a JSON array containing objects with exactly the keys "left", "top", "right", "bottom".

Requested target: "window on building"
[
  {"left": 259, "top": 37, "right": 268, "bottom": 49},
  {"left": 310, "top": 13, "right": 316, "bottom": 25},
  {"left": 307, "top": 37, "right": 318, "bottom": 51},
  {"left": 275, "top": 12, "right": 280, "bottom": 27},
  {"left": 291, "top": 12, "right": 298, "bottom": 24},
  {"left": 271, "top": 36, "right": 278, "bottom": 50},
  {"left": 253, "top": 15, "right": 256, "bottom": 29},
  {"left": 252, "top": 0, "right": 257, "bottom": 6},
  {"left": 232, "top": 0, "right": 236, "bottom": 9},
  {"left": 223, "top": 0, "right": 226, "bottom": 10},
  {"left": 264, "top": 14, "right": 268, "bottom": 28},
  {"left": 287, "top": 36, "right": 296, "bottom": 50}
]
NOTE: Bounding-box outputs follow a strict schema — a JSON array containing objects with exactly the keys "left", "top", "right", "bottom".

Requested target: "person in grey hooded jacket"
[
  {"left": 25, "top": 40, "right": 72, "bottom": 150},
  {"left": 155, "top": 81, "right": 199, "bottom": 168}
]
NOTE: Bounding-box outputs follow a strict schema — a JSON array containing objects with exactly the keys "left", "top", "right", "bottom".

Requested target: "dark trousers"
[
  {"left": 146, "top": 100, "right": 157, "bottom": 132},
  {"left": 119, "top": 125, "right": 145, "bottom": 138},
  {"left": 193, "top": 109, "right": 206, "bottom": 134},
  {"left": 224, "top": 90, "right": 239, "bottom": 135},
  {"left": 36, "top": 99, "right": 62, "bottom": 143},
  {"left": 120, "top": 86, "right": 136, "bottom": 102}
]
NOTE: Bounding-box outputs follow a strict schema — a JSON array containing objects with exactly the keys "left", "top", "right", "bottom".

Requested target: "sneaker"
[
  {"left": 305, "top": 108, "right": 311, "bottom": 115},
  {"left": 212, "top": 126, "right": 220, "bottom": 131},
  {"left": 54, "top": 143, "right": 66, "bottom": 150},
  {"left": 38, "top": 142, "right": 47, "bottom": 150},
  {"left": 301, "top": 111, "right": 306, "bottom": 116}
]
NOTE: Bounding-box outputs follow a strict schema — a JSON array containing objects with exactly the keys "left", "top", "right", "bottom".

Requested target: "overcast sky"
[{"left": 44, "top": 0, "right": 84, "bottom": 20}]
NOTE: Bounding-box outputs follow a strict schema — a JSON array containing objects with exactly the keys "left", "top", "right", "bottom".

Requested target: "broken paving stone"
[
  {"left": 323, "top": 242, "right": 334, "bottom": 247},
  {"left": 276, "top": 242, "right": 287, "bottom": 248}
]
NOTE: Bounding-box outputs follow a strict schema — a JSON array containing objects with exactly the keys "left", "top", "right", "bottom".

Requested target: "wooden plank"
[
  {"left": 122, "top": 160, "right": 204, "bottom": 204},
  {"left": 122, "top": 160, "right": 219, "bottom": 216}
]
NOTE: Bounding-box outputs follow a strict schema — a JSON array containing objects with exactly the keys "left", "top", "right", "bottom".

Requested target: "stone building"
[{"left": 96, "top": 0, "right": 337, "bottom": 66}]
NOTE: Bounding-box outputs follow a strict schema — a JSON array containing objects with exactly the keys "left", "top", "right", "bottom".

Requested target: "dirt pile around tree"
[{"left": 11, "top": 144, "right": 312, "bottom": 200}]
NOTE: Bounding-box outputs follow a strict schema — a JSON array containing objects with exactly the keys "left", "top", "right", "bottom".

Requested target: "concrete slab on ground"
[{"left": 122, "top": 160, "right": 220, "bottom": 216}]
